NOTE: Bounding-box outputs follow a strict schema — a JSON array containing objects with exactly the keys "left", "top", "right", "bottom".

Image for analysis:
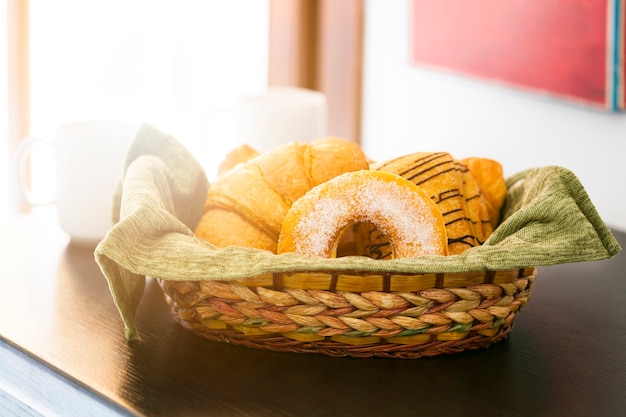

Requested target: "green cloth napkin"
[{"left": 95, "top": 124, "right": 622, "bottom": 341}]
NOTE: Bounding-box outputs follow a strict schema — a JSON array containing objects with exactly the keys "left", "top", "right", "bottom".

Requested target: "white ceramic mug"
[
  {"left": 201, "top": 86, "right": 328, "bottom": 180},
  {"left": 233, "top": 86, "right": 328, "bottom": 152},
  {"left": 16, "top": 120, "right": 139, "bottom": 246}
]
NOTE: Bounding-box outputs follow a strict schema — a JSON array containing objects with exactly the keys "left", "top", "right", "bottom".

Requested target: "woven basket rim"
[{"left": 158, "top": 268, "right": 537, "bottom": 359}]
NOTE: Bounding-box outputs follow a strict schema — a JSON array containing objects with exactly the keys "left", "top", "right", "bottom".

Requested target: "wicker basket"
[
  {"left": 158, "top": 267, "right": 536, "bottom": 359},
  {"left": 94, "top": 128, "right": 621, "bottom": 360}
]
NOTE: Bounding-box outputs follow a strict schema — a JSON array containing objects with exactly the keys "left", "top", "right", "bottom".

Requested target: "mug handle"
[{"left": 15, "top": 137, "right": 56, "bottom": 206}]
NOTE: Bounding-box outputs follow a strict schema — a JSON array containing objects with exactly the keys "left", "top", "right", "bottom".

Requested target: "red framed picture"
[{"left": 409, "top": 0, "right": 625, "bottom": 111}]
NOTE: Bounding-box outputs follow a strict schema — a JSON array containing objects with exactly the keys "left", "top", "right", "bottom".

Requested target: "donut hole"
[{"left": 336, "top": 222, "right": 393, "bottom": 259}]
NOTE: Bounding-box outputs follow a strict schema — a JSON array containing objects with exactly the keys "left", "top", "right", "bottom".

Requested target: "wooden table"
[{"left": 1, "top": 210, "right": 625, "bottom": 417}]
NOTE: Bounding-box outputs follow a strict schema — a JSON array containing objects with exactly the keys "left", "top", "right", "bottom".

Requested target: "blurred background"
[{"left": 2, "top": 0, "right": 625, "bottom": 231}]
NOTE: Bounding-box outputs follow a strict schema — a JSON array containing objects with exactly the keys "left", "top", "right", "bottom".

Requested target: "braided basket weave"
[{"left": 158, "top": 267, "right": 536, "bottom": 359}]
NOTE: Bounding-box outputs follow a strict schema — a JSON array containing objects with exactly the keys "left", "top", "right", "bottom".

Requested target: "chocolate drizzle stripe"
[
  {"left": 395, "top": 153, "right": 452, "bottom": 178},
  {"left": 444, "top": 216, "right": 473, "bottom": 226},
  {"left": 410, "top": 166, "right": 457, "bottom": 185},
  {"left": 411, "top": 152, "right": 450, "bottom": 168},
  {"left": 373, "top": 154, "right": 409, "bottom": 170},
  {"left": 435, "top": 189, "right": 462, "bottom": 203},
  {"left": 447, "top": 236, "right": 477, "bottom": 248},
  {"left": 399, "top": 157, "right": 452, "bottom": 176}
]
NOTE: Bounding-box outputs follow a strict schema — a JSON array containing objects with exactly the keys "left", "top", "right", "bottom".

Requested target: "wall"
[{"left": 361, "top": 0, "right": 626, "bottom": 232}]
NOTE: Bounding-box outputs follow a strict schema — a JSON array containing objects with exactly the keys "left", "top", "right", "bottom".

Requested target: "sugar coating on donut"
[{"left": 277, "top": 170, "right": 448, "bottom": 258}]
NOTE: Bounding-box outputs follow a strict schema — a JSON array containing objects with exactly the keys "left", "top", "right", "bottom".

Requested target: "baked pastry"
[
  {"left": 461, "top": 157, "right": 507, "bottom": 227},
  {"left": 276, "top": 170, "right": 448, "bottom": 258},
  {"left": 372, "top": 152, "right": 506, "bottom": 255},
  {"left": 195, "top": 137, "right": 369, "bottom": 252},
  {"left": 216, "top": 144, "right": 259, "bottom": 177}
]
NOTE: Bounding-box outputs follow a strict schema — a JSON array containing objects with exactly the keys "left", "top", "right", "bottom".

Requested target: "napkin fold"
[{"left": 95, "top": 124, "right": 621, "bottom": 340}]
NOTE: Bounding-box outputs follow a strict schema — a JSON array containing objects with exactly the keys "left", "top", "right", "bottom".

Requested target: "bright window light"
[
  {"left": 0, "top": 0, "right": 7, "bottom": 221},
  {"left": 2, "top": 0, "right": 269, "bottom": 221}
]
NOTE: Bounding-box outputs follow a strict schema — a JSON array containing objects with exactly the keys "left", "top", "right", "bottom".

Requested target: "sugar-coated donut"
[{"left": 276, "top": 170, "right": 448, "bottom": 258}]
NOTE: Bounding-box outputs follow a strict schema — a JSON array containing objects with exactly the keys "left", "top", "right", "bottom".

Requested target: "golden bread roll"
[
  {"left": 195, "top": 207, "right": 276, "bottom": 250},
  {"left": 216, "top": 144, "right": 260, "bottom": 177},
  {"left": 460, "top": 157, "right": 507, "bottom": 227},
  {"left": 277, "top": 170, "right": 448, "bottom": 258},
  {"left": 373, "top": 152, "right": 505, "bottom": 255},
  {"left": 458, "top": 165, "right": 491, "bottom": 245},
  {"left": 195, "top": 137, "right": 369, "bottom": 252}
]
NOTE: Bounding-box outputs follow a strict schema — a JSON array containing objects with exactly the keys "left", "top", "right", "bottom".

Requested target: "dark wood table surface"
[{"left": 1, "top": 210, "right": 624, "bottom": 417}]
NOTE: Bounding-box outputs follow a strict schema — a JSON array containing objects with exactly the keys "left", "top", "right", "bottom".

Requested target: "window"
[
  {"left": 2, "top": 0, "right": 269, "bottom": 221},
  {"left": 0, "top": 0, "right": 7, "bottom": 221}
]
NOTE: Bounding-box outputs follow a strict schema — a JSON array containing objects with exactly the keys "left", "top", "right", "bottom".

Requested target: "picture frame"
[{"left": 409, "top": 0, "right": 625, "bottom": 111}]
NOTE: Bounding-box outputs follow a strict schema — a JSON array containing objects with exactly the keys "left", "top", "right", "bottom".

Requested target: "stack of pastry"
[
  {"left": 194, "top": 137, "right": 369, "bottom": 253},
  {"left": 367, "top": 152, "right": 506, "bottom": 257},
  {"left": 195, "top": 139, "right": 506, "bottom": 259}
]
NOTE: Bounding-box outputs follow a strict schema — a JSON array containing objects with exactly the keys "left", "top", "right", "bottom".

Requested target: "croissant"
[
  {"left": 216, "top": 144, "right": 260, "bottom": 178},
  {"left": 460, "top": 157, "right": 507, "bottom": 228},
  {"left": 195, "top": 137, "right": 369, "bottom": 252}
]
